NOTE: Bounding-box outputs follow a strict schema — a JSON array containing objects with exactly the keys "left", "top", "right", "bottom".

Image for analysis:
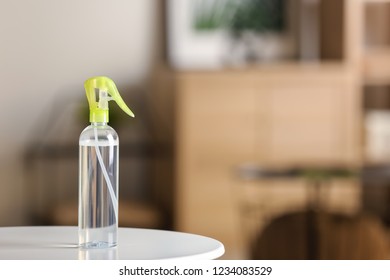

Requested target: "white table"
[{"left": 0, "top": 226, "right": 224, "bottom": 260}]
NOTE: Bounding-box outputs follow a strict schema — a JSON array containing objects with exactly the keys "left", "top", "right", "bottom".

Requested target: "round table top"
[{"left": 0, "top": 226, "right": 225, "bottom": 260}]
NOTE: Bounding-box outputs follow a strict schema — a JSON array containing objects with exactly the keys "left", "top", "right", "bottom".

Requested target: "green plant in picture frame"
[
  {"left": 193, "top": 0, "right": 296, "bottom": 65},
  {"left": 229, "top": 0, "right": 297, "bottom": 64},
  {"left": 229, "top": 0, "right": 285, "bottom": 34}
]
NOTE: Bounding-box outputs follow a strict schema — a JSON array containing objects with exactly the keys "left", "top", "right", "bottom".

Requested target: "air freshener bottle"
[{"left": 79, "top": 76, "right": 134, "bottom": 249}]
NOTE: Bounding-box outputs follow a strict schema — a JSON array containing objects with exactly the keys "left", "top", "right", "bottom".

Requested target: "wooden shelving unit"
[
  {"left": 364, "top": 48, "right": 390, "bottom": 84},
  {"left": 153, "top": 0, "right": 390, "bottom": 259}
]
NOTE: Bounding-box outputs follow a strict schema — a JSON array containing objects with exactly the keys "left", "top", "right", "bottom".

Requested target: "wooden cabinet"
[
  {"left": 175, "top": 72, "right": 257, "bottom": 259},
  {"left": 172, "top": 64, "right": 362, "bottom": 259},
  {"left": 152, "top": 0, "right": 388, "bottom": 259},
  {"left": 253, "top": 65, "right": 361, "bottom": 166}
]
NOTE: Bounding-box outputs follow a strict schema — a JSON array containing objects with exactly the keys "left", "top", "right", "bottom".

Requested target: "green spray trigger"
[{"left": 84, "top": 76, "right": 135, "bottom": 123}]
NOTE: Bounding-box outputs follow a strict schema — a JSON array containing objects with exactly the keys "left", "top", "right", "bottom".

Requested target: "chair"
[{"left": 251, "top": 210, "right": 389, "bottom": 259}]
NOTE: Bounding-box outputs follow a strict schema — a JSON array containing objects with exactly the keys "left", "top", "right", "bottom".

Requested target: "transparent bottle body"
[{"left": 79, "top": 123, "right": 119, "bottom": 249}]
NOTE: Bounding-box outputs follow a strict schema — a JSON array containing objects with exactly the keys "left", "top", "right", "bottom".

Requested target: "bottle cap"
[{"left": 84, "top": 76, "right": 135, "bottom": 123}]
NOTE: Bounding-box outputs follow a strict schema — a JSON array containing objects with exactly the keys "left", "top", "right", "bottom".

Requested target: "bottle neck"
[{"left": 91, "top": 122, "right": 107, "bottom": 126}]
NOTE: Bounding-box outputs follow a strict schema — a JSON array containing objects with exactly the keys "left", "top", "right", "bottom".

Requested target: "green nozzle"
[{"left": 84, "top": 76, "right": 135, "bottom": 123}]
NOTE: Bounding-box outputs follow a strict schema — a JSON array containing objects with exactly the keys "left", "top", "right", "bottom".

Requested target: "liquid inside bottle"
[{"left": 79, "top": 124, "right": 119, "bottom": 249}]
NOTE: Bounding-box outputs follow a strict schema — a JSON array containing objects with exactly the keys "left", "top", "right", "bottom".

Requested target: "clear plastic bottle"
[
  {"left": 78, "top": 76, "right": 134, "bottom": 249},
  {"left": 79, "top": 123, "right": 119, "bottom": 249}
]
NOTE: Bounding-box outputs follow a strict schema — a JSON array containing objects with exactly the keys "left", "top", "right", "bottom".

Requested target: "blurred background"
[{"left": 2, "top": 0, "right": 390, "bottom": 259}]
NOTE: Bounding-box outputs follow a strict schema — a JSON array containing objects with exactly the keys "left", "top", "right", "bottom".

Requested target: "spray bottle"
[{"left": 79, "top": 76, "right": 134, "bottom": 249}]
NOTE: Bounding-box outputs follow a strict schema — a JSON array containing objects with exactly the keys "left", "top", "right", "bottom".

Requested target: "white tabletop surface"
[{"left": 0, "top": 226, "right": 225, "bottom": 260}]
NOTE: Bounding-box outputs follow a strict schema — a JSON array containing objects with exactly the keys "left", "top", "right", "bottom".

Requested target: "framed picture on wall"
[{"left": 166, "top": 0, "right": 298, "bottom": 70}]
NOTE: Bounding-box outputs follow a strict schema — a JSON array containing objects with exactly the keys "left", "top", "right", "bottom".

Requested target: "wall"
[{"left": 0, "top": 0, "right": 157, "bottom": 225}]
